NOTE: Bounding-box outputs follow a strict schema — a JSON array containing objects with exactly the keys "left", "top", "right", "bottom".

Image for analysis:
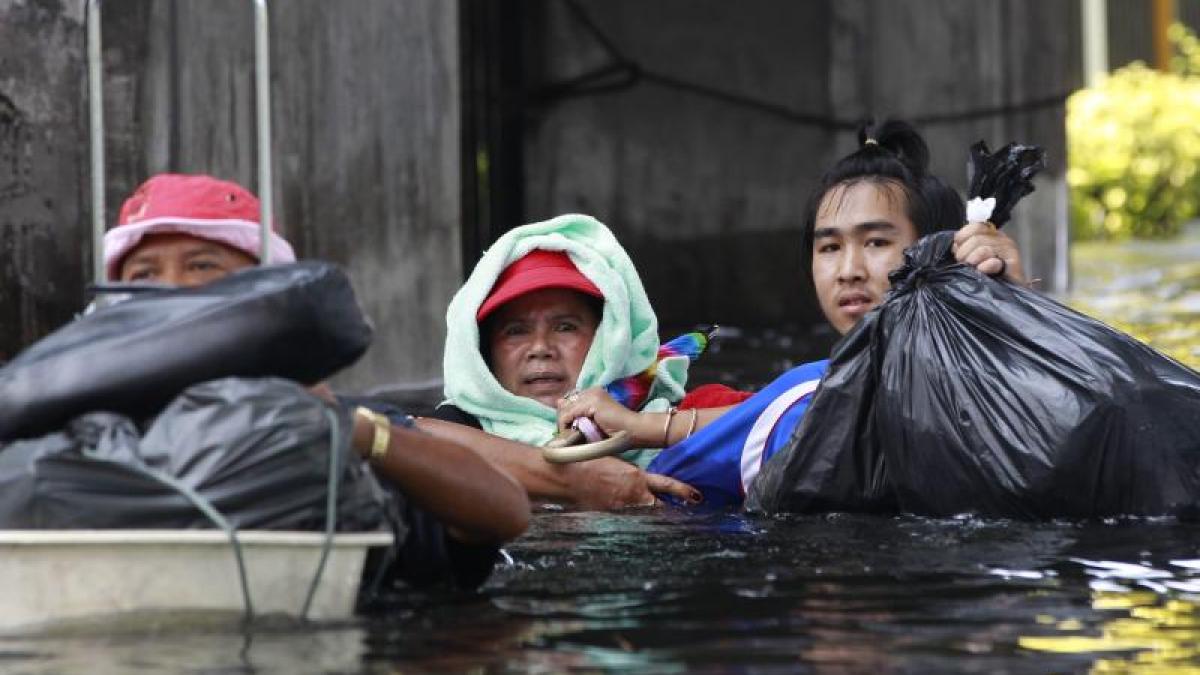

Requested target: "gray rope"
[
  {"left": 93, "top": 452, "right": 257, "bottom": 621},
  {"left": 81, "top": 401, "right": 352, "bottom": 624},
  {"left": 299, "top": 407, "right": 342, "bottom": 619}
]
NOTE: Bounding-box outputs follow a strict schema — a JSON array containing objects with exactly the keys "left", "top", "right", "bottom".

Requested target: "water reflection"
[
  {"left": 0, "top": 621, "right": 370, "bottom": 674},
  {"left": 1013, "top": 548, "right": 1200, "bottom": 671},
  {"left": 1069, "top": 225, "right": 1200, "bottom": 370},
  {"left": 470, "top": 512, "right": 1200, "bottom": 672}
]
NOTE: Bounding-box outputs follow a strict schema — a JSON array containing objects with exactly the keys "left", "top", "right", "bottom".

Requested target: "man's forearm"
[
  {"left": 413, "top": 417, "right": 576, "bottom": 504},
  {"left": 412, "top": 416, "right": 698, "bottom": 511},
  {"left": 354, "top": 418, "right": 529, "bottom": 543}
]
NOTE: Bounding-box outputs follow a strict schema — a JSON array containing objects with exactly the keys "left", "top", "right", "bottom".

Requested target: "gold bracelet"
[
  {"left": 355, "top": 407, "right": 391, "bottom": 463},
  {"left": 661, "top": 407, "right": 678, "bottom": 447},
  {"left": 684, "top": 408, "right": 699, "bottom": 440}
]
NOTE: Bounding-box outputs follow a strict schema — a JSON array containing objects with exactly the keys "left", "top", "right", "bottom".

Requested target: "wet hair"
[{"left": 801, "top": 119, "right": 965, "bottom": 277}]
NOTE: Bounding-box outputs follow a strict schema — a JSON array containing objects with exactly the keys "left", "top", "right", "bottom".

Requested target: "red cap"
[
  {"left": 104, "top": 173, "right": 296, "bottom": 280},
  {"left": 117, "top": 174, "right": 262, "bottom": 226},
  {"left": 476, "top": 250, "right": 603, "bottom": 322}
]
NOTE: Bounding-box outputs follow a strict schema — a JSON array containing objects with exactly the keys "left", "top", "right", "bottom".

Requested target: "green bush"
[{"left": 1067, "top": 24, "right": 1200, "bottom": 240}]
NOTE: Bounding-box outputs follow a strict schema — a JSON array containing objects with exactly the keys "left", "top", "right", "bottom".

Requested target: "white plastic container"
[{"left": 0, "top": 529, "right": 393, "bottom": 632}]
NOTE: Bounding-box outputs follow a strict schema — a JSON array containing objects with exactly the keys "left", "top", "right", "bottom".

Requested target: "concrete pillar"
[{"left": 828, "top": 0, "right": 1079, "bottom": 291}]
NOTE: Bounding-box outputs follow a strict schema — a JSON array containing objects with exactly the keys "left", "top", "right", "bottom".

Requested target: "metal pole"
[
  {"left": 1054, "top": 177, "right": 1071, "bottom": 293},
  {"left": 87, "top": 0, "right": 106, "bottom": 286},
  {"left": 1081, "top": 0, "right": 1109, "bottom": 88},
  {"left": 1152, "top": 0, "right": 1177, "bottom": 73},
  {"left": 253, "top": 0, "right": 272, "bottom": 265}
]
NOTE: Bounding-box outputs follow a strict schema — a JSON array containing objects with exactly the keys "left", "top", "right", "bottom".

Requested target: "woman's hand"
[
  {"left": 556, "top": 387, "right": 645, "bottom": 439},
  {"left": 952, "top": 221, "right": 1026, "bottom": 284}
]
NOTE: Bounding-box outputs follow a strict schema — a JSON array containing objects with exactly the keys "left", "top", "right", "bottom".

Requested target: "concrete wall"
[
  {"left": 829, "top": 0, "right": 1079, "bottom": 291},
  {"left": 1, "top": 0, "right": 461, "bottom": 390},
  {"left": 0, "top": 0, "right": 88, "bottom": 363},
  {"left": 521, "top": 0, "right": 1080, "bottom": 358},
  {"left": 523, "top": 1, "right": 838, "bottom": 359}
]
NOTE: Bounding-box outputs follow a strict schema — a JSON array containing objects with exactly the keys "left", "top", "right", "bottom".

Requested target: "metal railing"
[{"left": 86, "top": 0, "right": 275, "bottom": 289}]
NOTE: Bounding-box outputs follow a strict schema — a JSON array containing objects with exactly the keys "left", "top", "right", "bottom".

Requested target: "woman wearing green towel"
[{"left": 412, "top": 214, "right": 703, "bottom": 510}]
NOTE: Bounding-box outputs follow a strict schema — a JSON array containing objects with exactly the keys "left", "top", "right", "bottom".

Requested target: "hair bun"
[{"left": 858, "top": 119, "right": 931, "bottom": 176}]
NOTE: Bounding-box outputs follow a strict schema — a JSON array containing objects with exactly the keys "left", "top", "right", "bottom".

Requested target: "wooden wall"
[{"left": 1, "top": 0, "right": 462, "bottom": 391}]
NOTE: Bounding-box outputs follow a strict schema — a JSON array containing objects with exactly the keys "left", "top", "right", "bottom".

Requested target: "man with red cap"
[
  {"left": 99, "top": 173, "right": 530, "bottom": 588},
  {"left": 104, "top": 173, "right": 296, "bottom": 284}
]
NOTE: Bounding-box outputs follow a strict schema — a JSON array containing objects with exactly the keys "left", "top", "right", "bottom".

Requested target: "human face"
[
  {"left": 486, "top": 288, "right": 600, "bottom": 407},
  {"left": 119, "top": 233, "right": 258, "bottom": 287},
  {"left": 811, "top": 181, "right": 919, "bottom": 335}
]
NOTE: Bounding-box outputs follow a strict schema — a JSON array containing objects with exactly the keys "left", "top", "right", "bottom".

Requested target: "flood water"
[
  {"left": 3, "top": 231, "right": 1199, "bottom": 673},
  {"left": 6, "top": 513, "right": 1200, "bottom": 673}
]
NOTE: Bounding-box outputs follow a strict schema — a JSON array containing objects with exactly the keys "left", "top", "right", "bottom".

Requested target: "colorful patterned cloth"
[{"left": 605, "top": 330, "right": 710, "bottom": 410}]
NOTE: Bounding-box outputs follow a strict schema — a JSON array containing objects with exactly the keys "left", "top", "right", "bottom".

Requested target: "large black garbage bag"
[
  {"left": 0, "top": 262, "right": 372, "bottom": 441},
  {"left": 0, "top": 377, "right": 394, "bottom": 530},
  {"left": 748, "top": 233, "right": 1200, "bottom": 519}
]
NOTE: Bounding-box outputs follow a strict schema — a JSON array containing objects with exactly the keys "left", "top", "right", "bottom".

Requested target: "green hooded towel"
[{"left": 441, "top": 214, "right": 690, "bottom": 465}]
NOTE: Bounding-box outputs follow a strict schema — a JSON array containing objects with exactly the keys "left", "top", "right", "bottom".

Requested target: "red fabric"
[
  {"left": 679, "top": 384, "right": 754, "bottom": 410},
  {"left": 118, "top": 174, "right": 261, "bottom": 226},
  {"left": 476, "top": 250, "right": 604, "bottom": 322}
]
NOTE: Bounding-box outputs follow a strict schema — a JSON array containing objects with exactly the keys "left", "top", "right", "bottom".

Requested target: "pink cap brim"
[{"left": 103, "top": 217, "right": 297, "bottom": 280}]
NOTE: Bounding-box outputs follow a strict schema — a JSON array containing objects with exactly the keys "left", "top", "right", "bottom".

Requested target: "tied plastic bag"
[
  {"left": 748, "top": 142, "right": 1200, "bottom": 519},
  {"left": 0, "top": 262, "right": 372, "bottom": 441},
  {"left": 0, "top": 377, "right": 395, "bottom": 531},
  {"left": 966, "top": 140, "right": 1045, "bottom": 226}
]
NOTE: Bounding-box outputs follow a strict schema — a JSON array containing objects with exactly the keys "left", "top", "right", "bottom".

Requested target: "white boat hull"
[{"left": 0, "top": 529, "right": 394, "bottom": 632}]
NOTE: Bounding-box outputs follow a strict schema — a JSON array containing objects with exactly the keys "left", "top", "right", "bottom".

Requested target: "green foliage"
[{"left": 1067, "top": 24, "right": 1200, "bottom": 240}]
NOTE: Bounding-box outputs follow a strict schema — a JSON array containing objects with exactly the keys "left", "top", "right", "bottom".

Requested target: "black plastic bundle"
[
  {"left": 748, "top": 143, "right": 1200, "bottom": 519},
  {"left": 0, "top": 377, "right": 393, "bottom": 531},
  {"left": 966, "top": 141, "right": 1046, "bottom": 226},
  {"left": 0, "top": 262, "right": 372, "bottom": 441}
]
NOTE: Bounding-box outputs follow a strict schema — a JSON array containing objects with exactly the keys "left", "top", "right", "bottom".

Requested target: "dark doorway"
[{"left": 459, "top": 0, "right": 530, "bottom": 271}]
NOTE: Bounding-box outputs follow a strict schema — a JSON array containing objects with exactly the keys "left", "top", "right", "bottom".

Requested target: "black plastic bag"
[
  {"left": 0, "top": 262, "right": 372, "bottom": 441},
  {"left": 966, "top": 141, "right": 1046, "bottom": 227},
  {"left": 0, "top": 377, "right": 395, "bottom": 531},
  {"left": 749, "top": 229, "right": 1200, "bottom": 519},
  {"left": 749, "top": 139, "right": 1200, "bottom": 519}
]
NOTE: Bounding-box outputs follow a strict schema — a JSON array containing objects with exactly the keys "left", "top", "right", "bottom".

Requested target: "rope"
[
  {"left": 299, "top": 406, "right": 343, "bottom": 619},
  {"left": 92, "top": 451, "right": 258, "bottom": 622},
  {"left": 82, "top": 398, "right": 352, "bottom": 625}
]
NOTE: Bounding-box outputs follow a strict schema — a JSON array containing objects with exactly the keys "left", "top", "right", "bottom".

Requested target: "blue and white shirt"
[{"left": 647, "top": 360, "right": 829, "bottom": 508}]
